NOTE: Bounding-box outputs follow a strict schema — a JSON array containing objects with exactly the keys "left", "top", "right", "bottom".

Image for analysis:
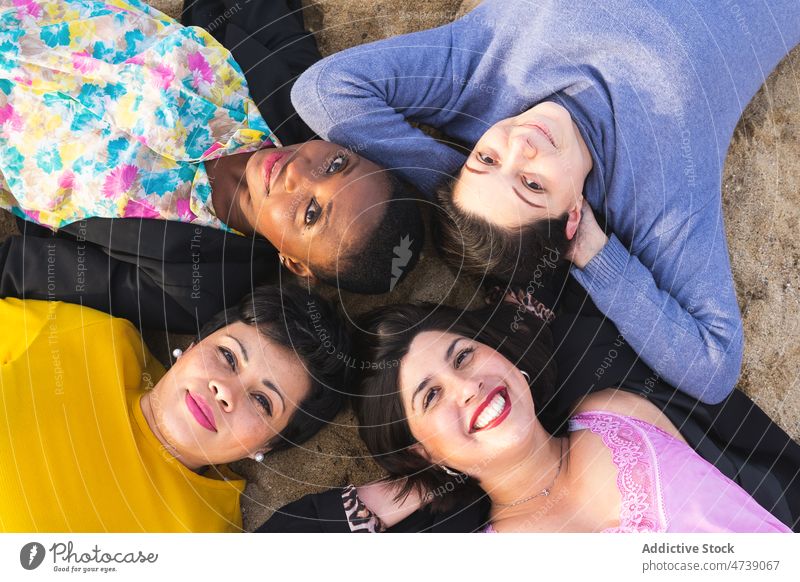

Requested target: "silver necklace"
[{"left": 495, "top": 438, "right": 565, "bottom": 508}]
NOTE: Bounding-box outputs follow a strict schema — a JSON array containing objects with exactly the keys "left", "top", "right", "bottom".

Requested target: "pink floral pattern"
[{"left": 0, "top": 0, "right": 277, "bottom": 231}]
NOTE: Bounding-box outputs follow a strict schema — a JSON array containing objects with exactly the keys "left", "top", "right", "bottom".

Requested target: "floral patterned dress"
[{"left": 0, "top": 0, "right": 278, "bottom": 231}]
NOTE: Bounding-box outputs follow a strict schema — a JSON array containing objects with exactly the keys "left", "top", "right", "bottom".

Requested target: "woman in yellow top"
[{"left": 0, "top": 284, "right": 351, "bottom": 532}]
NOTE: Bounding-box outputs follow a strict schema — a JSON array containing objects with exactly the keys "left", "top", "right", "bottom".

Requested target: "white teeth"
[{"left": 473, "top": 393, "right": 507, "bottom": 430}]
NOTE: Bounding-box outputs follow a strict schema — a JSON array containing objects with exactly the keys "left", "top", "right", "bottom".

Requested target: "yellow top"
[{"left": 0, "top": 299, "right": 245, "bottom": 532}]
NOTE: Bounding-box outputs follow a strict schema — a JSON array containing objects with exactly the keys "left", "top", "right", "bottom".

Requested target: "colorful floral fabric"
[{"left": 0, "top": 0, "right": 278, "bottom": 231}]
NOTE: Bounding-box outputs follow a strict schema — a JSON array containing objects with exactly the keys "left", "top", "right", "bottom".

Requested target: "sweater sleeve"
[
  {"left": 570, "top": 204, "right": 743, "bottom": 404},
  {"left": 291, "top": 23, "right": 467, "bottom": 196}
]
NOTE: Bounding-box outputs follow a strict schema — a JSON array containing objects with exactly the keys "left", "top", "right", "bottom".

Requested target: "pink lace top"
[{"left": 483, "top": 411, "right": 790, "bottom": 533}]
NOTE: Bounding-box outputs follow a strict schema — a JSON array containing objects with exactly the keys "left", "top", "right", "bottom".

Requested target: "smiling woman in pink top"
[{"left": 352, "top": 304, "right": 791, "bottom": 533}]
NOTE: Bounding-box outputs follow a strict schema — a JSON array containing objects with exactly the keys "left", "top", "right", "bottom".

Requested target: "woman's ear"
[
  {"left": 565, "top": 202, "right": 582, "bottom": 241},
  {"left": 409, "top": 442, "right": 433, "bottom": 463},
  {"left": 279, "top": 254, "right": 319, "bottom": 284}
]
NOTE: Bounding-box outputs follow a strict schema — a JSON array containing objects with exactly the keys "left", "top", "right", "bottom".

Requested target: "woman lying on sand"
[
  {"left": 0, "top": 0, "right": 422, "bottom": 300},
  {"left": 291, "top": 0, "right": 800, "bottom": 404},
  {"left": 0, "top": 284, "right": 349, "bottom": 532},
  {"left": 262, "top": 301, "right": 796, "bottom": 533}
]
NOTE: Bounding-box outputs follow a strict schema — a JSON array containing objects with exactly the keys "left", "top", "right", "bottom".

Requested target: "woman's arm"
[
  {"left": 256, "top": 480, "right": 427, "bottom": 533},
  {"left": 291, "top": 21, "right": 467, "bottom": 196},
  {"left": 353, "top": 480, "right": 426, "bottom": 529},
  {"left": 571, "top": 201, "right": 743, "bottom": 405}
]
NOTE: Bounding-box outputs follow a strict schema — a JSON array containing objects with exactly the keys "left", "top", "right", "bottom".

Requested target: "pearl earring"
[
  {"left": 254, "top": 452, "right": 265, "bottom": 463},
  {"left": 172, "top": 348, "right": 183, "bottom": 360},
  {"left": 520, "top": 370, "right": 531, "bottom": 384}
]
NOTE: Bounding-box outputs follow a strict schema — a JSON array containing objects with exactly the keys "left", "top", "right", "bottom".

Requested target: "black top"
[{"left": 0, "top": 0, "right": 321, "bottom": 333}]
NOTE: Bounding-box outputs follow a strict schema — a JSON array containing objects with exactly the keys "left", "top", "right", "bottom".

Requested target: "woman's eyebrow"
[
  {"left": 411, "top": 337, "right": 463, "bottom": 410},
  {"left": 412, "top": 375, "right": 433, "bottom": 411},
  {"left": 513, "top": 187, "right": 544, "bottom": 208},
  {"left": 445, "top": 337, "right": 463, "bottom": 360},
  {"left": 262, "top": 379, "right": 286, "bottom": 411},
  {"left": 226, "top": 335, "right": 248, "bottom": 363}
]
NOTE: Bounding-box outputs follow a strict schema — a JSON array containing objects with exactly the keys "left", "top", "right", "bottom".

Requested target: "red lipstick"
[
  {"left": 469, "top": 387, "right": 511, "bottom": 433},
  {"left": 263, "top": 151, "right": 288, "bottom": 195},
  {"left": 185, "top": 391, "right": 217, "bottom": 432}
]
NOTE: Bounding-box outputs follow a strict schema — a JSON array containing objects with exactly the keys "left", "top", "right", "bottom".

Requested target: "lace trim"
[
  {"left": 341, "top": 484, "right": 385, "bottom": 533},
  {"left": 569, "top": 411, "right": 668, "bottom": 532}
]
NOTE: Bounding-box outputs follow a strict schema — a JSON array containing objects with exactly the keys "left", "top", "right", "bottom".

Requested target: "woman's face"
[
  {"left": 241, "top": 140, "right": 390, "bottom": 278},
  {"left": 453, "top": 102, "right": 592, "bottom": 231},
  {"left": 398, "top": 331, "right": 538, "bottom": 477},
  {"left": 144, "top": 322, "right": 311, "bottom": 469}
]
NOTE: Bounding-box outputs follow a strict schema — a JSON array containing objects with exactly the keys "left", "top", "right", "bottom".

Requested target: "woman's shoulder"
[{"left": 572, "top": 388, "right": 685, "bottom": 443}]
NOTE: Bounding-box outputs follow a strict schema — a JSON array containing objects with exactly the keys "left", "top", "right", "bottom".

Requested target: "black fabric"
[
  {"left": 257, "top": 488, "right": 491, "bottom": 533},
  {"left": 258, "top": 277, "right": 800, "bottom": 533},
  {"left": 0, "top": 0, "right": 322, "bottom": 332},
  {"left": 181, "top": 0, "right": 321, "bottom": 144},
  {"left": 0, "top": 217, "right": 277, "bottom": 333}
]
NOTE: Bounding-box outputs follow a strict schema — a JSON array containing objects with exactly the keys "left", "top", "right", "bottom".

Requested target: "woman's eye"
[
  {"left": 522, "top": 176, "right": 544, "bottom": 192},
  {"left": 252, "top": 393, "right": 273, "bottom": 417},
  {"left": 218, "top": 346, "right": 236, "bottom": 371},
  {"left": 477, "top": 152, "right": 496, "bottom": 165},
  {"left": 455, "top": 347, "right": 474, "bottom": 368},
  {"left": 304, "top": 198, "right": 321, "bottom": 225},
  {"left": 423, "top": 387, "right": 440, "bottom": 411},
  {"left": 325, "top": 153, "right": 348, "bottom": 174}
]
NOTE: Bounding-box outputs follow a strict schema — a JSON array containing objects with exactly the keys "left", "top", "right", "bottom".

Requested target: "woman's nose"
[
  {"left": 210, "top": 381, "right": 234, "bottom": 412},
  {"left": 457, "top": 377, "right": 483, "bottom": 407},
  {"left": 508, "top": 130, "right": 538, "bottom": 162},
  {"left": 283, "top": 155, "right": 309, "bottom": 194}
]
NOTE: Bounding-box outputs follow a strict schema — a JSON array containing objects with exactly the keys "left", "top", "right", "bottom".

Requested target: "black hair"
[
  {"left": 353, "top": 303, "right": 558, "bottom": 512},
  {"left": 314, "top": 173, "right": 425, "bottom": 294},
  {"left": 198, "top": 284, "right": 351, "bottom": 452},
  {"left": 433, "top": 178, "right": 570, "bottom": 287}
]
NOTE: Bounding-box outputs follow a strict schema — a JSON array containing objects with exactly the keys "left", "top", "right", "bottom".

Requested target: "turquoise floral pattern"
[{"left": 0, "top": 0, "right": 278, "bottom": 230}]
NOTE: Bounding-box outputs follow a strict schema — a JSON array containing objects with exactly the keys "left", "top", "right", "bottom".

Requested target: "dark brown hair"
[
  {"left": 199, "top": 284, "right": 352, "bottom": 452},
  {"left": 433, "top": 178, "right": 570, "bottom": 286},
  {"left": 353, "top": 303, "right": 558, "bottom": 512}
]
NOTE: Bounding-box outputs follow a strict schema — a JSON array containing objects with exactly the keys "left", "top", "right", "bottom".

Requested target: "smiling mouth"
[
  {"left": 263, "top": 151, "right": 289, "bottom": 196},
  {"left": 469, "top": 387, "right": 511, "bottom": 433},
  {"left": 522, "top": 123, "right": 556, "bottom": 148},
  {"left": 185, "top": 391, "right": 217, "bottom": 432}
]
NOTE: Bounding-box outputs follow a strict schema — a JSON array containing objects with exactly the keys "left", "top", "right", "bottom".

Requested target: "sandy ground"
[{"left": 1, "top": 1, "right": 797, "bottom": 530}]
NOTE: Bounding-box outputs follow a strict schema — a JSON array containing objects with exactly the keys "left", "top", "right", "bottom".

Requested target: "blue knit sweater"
[{"left": 292, "top": 0, "right": 799, "bottom": 403}]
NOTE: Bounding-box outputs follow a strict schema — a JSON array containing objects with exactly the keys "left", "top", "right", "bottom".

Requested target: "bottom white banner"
[{"left": 1, "top": 534, "right": 798, "bottom": 581}]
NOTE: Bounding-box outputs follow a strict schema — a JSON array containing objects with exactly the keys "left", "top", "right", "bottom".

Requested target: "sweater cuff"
[{"left": 571, "top": 234, "right": 630, "bottom": 290}]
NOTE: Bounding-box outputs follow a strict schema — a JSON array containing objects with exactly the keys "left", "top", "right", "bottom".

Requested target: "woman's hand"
[
  {"left": 354, "top": 479, "right": 428, "bottom": 529},
  {"left": 566, "top": 200, "right": 609, "bottom": 269}
]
